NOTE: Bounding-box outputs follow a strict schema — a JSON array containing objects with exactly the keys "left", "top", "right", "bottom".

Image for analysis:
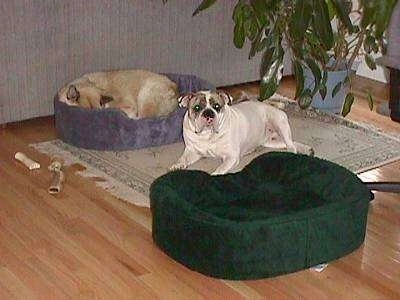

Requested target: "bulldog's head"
[{"left": 178, "top": 90, "right": 232, "bottom": 134}]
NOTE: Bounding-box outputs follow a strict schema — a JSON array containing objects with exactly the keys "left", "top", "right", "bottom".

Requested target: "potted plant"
[
  {"left": 163, "top": 0, "right": 397, "bottom": 116},
  {"left": 298, "top": 0, "right": 398, "bottom": 116}
]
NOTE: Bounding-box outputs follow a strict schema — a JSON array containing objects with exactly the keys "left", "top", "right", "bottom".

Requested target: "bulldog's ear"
[
  {"left": 217, "top": 90, "right": 233, "bottom": 105},
  {"left": 178, "top": 93, "right": 195, "bottom": 108},
  {"left": 66, "top": 85, "right": 80, "bottom": 102}
]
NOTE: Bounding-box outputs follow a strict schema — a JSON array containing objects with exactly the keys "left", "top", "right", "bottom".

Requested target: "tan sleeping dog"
[{"left": 58, "top": 69, "right": 179, "bottom": 119}]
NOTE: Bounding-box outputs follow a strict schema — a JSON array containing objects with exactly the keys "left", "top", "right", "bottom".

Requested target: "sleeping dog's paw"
[{"left": 169, "top": 162, "right": 187, "bottom": 171}]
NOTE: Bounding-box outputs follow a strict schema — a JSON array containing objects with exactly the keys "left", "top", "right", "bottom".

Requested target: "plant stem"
[{"left": 348, "top": 29, "right": 365, "bottom": 69}]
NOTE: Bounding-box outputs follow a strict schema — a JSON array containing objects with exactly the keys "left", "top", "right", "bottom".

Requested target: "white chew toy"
[{"left": 14, "top": 152, "right": 41, "bottom": 170}]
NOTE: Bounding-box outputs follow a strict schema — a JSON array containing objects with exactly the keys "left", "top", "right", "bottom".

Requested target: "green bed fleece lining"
[{"left": 150, "top": 152, "right": 372, "bottom": 280}]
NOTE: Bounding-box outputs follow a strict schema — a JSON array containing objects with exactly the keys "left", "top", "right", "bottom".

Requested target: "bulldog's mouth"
[
  {"left": 195, "top": 118, "right": 219, "bottom": 134},
  {"left": 195, "top": 128, "right": 219, "bottom": 135}
]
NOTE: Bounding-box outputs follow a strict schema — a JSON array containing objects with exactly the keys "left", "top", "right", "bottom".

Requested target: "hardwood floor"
[{"left": 0, "top": 77, "right": 399, "bottom": 299}]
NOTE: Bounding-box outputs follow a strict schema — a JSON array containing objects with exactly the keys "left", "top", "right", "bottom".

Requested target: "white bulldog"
[{"left": 170, "top": 90, "right": 313, "bottom": 175}]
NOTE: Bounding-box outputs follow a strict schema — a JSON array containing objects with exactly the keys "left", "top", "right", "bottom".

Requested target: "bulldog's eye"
[
  {"left": 213, "top": 103, "right": 221, "bottom": 112},
  {"left": 193, "top": 104, "right": 201, "bottom": 112}
]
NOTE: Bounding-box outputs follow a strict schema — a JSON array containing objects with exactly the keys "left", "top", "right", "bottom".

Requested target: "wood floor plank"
[
  {"left": 222, "top": 280, "right": 265, "bottom": 299},
  {"left": 246, "top": 278, "right": 305, "bottom": 299},
  {"left": 0, "top": 266, "right": 36, "bottom": 300},
  {"left": 138, "top": 273, "right": 205, "bottom": 300},
  {"left": 0, "top": 239, "right": 68, "bottom": 299}
]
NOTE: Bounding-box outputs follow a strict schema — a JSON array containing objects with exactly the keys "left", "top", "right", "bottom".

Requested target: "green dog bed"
[{"left": 150, "top": 152, "right": 372, "bottom": 280}]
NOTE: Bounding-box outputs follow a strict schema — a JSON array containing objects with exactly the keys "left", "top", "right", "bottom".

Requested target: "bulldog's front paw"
[
  {"left": 300, "top": 145, "right": 315, "bottom": 156},
  {"left": 169, "top": 162, "right": 187, "bottom": 171},
  {"left": 293, "top": 142, "right": 314, "bottom": 156},
  {"left": 211, "top": 170, "right": 225, "bottom": 176},
  {"left": 308, "top": 147, "right": 315, "bottom": 157},
  {"left": 211, "top": 159, "right": 239, "bottom": 176}
]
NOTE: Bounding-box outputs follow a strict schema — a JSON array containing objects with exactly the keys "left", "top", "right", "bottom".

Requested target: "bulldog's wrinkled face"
[{"left": 179, "top": 90, "right": 232, "bottom": 134}]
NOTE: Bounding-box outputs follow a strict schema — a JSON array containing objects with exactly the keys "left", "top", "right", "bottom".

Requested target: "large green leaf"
[
  {"left": 249, "top": 29, "right": 263, "bottom": 59},
  {"left": 342, "top": 92, "right": 354, "bottom": 117},
  {"left": 260, "top": 46, "right": 283, "bottom": 100},
  {"left": 257, "top": 37, "right": 270, "bottom": 51},
  {"left": 305, "top": 58, "right": 322, "bottom": 95},
  {"left": 298, "top": 89, "right": 313, "bottom": 109},
  {"left": 244, "top": 17, "right": 258, "bottom": 40},
  {"left": 250, "top": 0, "right": 268, "bottom": 26},
  {"left": 332, "top": 81, "right": 342, "bottom": 98},
  {"left": 260, "top": 78, "right": 279, "bottom": 100},
  {"left": 289, "top": 0, "right": 312, "bottom": 47},
  {"left": 365, "top": 54, "right": 377, "bottom": 70},
  {"left": 363, "top": 35, "right": 376, "bottom": 54},
  {"left": 234, "top": 22, "right": 246, "bottom": 48},
  {"left": 293, "top": 60, "right": 305, "bottom": 100},
  {"left": 366, "top": 90, "right": 374, "bottom": 111},
  {"left": 360, "top": 0, "right": 375, "bottom": 29},
  {"left": 232, "top": 0, "right": 246, "bottom": 22},
  {"left": 319, "top": 70, "right": 328, "bottom": 99},
  {"left": 241, "top": 4, "right": 253, "bottom": 19},
  {"left": 319, "top": 85, "right": 327, "bottom": 100},
  {"left": 321, "top": 70, "right": 328, "bottom": 86},
  {"left": 312, "top": 0, "right": 334, "bottom": 50},
  {"left": 260, "top": 47, "right": 276, "bottom": 78},
  {"left": 326, "top": 0, "right": 336, "bottom": 20},
  {"left": 193, "top": 0, "right": 218, "bottom": 16},
  {"left": 330, "top": 0, "right": 353, "bottom": 32}
]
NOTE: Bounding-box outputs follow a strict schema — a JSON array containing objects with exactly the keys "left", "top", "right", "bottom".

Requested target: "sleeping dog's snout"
[{"left": 202, "top": 109, "right": 215, "bottom": 124}]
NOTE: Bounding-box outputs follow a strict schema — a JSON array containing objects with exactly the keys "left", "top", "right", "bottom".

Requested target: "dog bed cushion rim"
[
  {"left": 55, "top": 96, "right": 186, "bottom": 121},
  {"left": 151, "top": 153, "right": 371, "bottom": 227},
  {"left": 152, "top": 181, "right": 367, "bottom": 226}
]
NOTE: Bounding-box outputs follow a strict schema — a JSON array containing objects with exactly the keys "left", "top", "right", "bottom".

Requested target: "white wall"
[
  {"left": 0, "top": 1, "right": 266, "bottom": 124},
  {"left": 356, "top": 55, "right": 389, "bottom": 83}
]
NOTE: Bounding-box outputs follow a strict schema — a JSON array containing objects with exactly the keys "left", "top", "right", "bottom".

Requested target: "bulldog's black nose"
[{"left": 202, "top": 109, "right": 215, "bottom": 119}]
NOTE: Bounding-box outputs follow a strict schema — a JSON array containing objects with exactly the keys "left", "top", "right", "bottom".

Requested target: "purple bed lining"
[{"left": 54, "top": 74, "right": 215, "bottom": 150}]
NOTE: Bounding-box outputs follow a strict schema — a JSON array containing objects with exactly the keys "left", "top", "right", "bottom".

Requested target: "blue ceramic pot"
[{"left": 304, "top": 67, "right": 352, "bottom": 114}]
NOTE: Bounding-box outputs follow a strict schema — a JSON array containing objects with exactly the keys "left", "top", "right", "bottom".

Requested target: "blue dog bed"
[
  {"left": 54, "top": 74, "right": 214, "bottom": 150},
  {"left": 150, "top": 152, "right": 373, "bottom": 280}
]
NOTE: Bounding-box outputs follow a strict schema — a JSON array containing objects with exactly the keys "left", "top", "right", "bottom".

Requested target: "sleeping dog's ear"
[
  {"left": 217, "top": 90, "right": 233, "bottom": 106},
  {"left": 178, "top": 93, "right": 195, "bottom": 108},
  {"left": 66, "top": 85, "right": 80, "bottom": 102},
  {"left": 100, "top": 95, "right": 114, "bottom": 106}
]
